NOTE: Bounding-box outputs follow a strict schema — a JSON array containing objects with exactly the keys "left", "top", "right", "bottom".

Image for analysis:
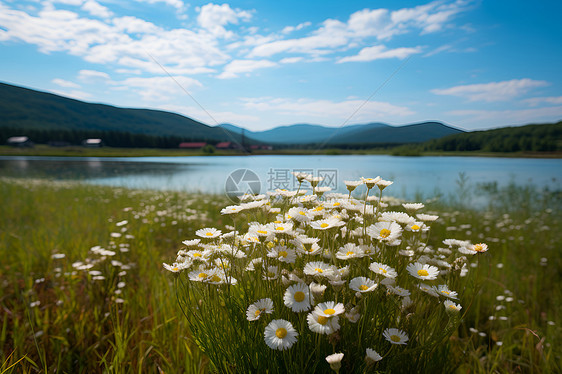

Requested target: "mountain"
[
  {"left": 0, "top": 82, "right": 241, "bottom": 142},
  {"left": 219, "top": 121, "right": 461, "bottom": 145}
]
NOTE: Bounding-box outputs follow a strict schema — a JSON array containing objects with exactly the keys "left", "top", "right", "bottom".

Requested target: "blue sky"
[{"left": 1, "top": 0, "right": 561, "bottom": 131}]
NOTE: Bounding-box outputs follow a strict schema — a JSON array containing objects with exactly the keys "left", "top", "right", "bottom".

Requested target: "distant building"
[
  {"left": 48, "top": 141, "right": 71, "bottom": 147},
  {"left": 82, "top": 138, "right": 103, "bottom": 147},
  {"left": 179, "top": 142, "right": 207, "bottom": 149},
  {"left": 216, "top": 141, "right": 243, "bottom": 150},
  {"left": 7, "top": 136, "right": 33, "bottom": 147},
  {"left": 250, "top": 145, "right": 273, "bottom": 150}
]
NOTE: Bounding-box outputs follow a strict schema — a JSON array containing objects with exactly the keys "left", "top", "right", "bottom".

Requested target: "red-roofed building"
[
  {"left": 216, "top": 141, "right": 237, "bottom": 149},
  {"left": 179, "top": 142, "right": 207, "bottom": 149}
]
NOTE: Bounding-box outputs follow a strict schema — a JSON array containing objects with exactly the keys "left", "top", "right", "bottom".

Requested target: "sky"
[{"left": 1, "top": 0, "right": 561, "bottom": 132}]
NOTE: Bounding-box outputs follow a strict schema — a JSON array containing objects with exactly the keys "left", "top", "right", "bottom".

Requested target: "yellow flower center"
[
  {"left": 324, "top": 308, "right": 336, "bottom": 315},
  {"left": 314, "top": 206, "right": 324, "bottom": 211},
  {"left": 442, "top": 290, "right": 450, "bottom": 295},
  {"left": 390, "top": 335, "right": 401, "bottom": 342},
  {"left": 333, "top": 202, "right": 341, "bottom": 206},
  {"left": 379, "top": 268, "right": 387, "bottom": 274},
  {"left": 279, "top": 251, "right": 288, "bottom": 258},
  {"left": 320, "top": 223, "right": 329, "bottom": 228},
  {"left": 193, "top": 253, "right": 202, "bottom": 257},
  {"left": 315, "top": 268, "right": 323, "bottom": 273},
  {"left": 360, "top": 285, "right": 369, "bottom": 291},
  {"left": 417, "top": 269, "right": 429, "bottom": 277},
  {"left": 474, "top": 244, "right": 485, "bottom": 252},
  {"left": 210, "top": 275, "right": 221, "bottom": 282},
  {"left": 411, "top": 224, "right": 420, "bottom": 231},
  {"left": 299, "top": 211, "right": 306, "bottom": 215},
  {"left": 276, "top": 227, "right": 285, "bottom": 231},
  {"left": 380, "top": 229, "right": 391, "bottom": 238},
  {"left": 346, "top": 251, "right": 355, "bottom": 256},
  {"left": 317, "top": 316, "right": 329, "bottom": 325},
  {"left": 198, "top": 273, "right": 208, "bottom": 279},
  {"left": 205, "top": 232, "right": 213, "bottom": 236},
  {"left": 294, "top": 291, "right": 305, "bottom": 302},
  {"left": 448, "top": 304, "right": 457, "bottom": 309},
  {"left": 257, "top": 230, "right": 268, "bottom": 235},
  {"left": 267, "top": 272, "right": 276, "bottom": 278},
  {"left": 275, "top": 328, "right": 287, "bottom": 339},
  {"left": 255, "top": 309, "right": 262, "bottom": 317},
  {"left": 172, "top": 267, "right": 178, "bottom": 271},
  {"left": 274, "top": 220, "right": 282, "bottom": 223}
]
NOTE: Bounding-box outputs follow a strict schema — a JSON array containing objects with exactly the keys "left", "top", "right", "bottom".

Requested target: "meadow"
[{"left": 0, "top": 176, "right": 560, "bottom": 373}]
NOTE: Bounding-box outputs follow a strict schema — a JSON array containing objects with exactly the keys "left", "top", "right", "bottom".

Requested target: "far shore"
[{"left": 0, "top": 145, "right": 561, "bottom": 159}]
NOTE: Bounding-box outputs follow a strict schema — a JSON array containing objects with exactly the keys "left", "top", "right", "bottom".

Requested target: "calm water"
[{"left": 0, "top": 155, "right": 560, "bottom": 200}]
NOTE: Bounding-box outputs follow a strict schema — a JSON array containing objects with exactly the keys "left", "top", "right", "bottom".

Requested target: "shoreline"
[{"left": 0, "top": 145, "right": 561, "bottom": 159}]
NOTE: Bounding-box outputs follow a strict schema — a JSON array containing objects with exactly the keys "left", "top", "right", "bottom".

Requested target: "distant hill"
[
  {"left": 219, "top": 121, "right": 461, "bottom": 145},
  {"left": 0, "top": 82, "right": 241, "bottom": 143}
]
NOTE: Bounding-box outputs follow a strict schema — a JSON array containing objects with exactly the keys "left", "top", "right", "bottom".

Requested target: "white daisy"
[
  {"left": 406, "top": 262, "right": 440, "bottom": 280},
  {"left": 335, "top": 243, "right": 364, "bottom": 260},
  {"left": 405, "top": 221, "right": 429, "bottom": 232},
  {"left": 387, "top": 285, "right": 411, "bottom": 297},
  {"left": 307, "top": 311, "right": 341, "bottom": 335},
  {"left": 326, "top": 353, "right": 344, "bottom": 372},
  {"left": 402, "top": 203, "right": 425, "bottom": 212},
  {"left": 418, "top": 283, "right": 440, "bottom": 297},
  {"left": 365, "top": 348, "right": 383, "bottom": 363},
  {"left": 182, "top": 239, "right": 201, "bottom": 247},
  {"left": 246, "top": 298, "right": 274, "bottom": 321},
  {"left": 383, "top": 328, "right": 408, "bottom": 345},
  {"left": 444, "top": 300, "right": 462, "bottom": 312},
  {"left": 361, "top": 176, "right": 381, "bottom": 189},
  {"left": 195, "top": 227, "right": 222, "bottom": 239},
  {"left": 309, "top": 217, "right": 344, "bottom": 230},
  {"left": 369, "top": 262, "right": 398, "bottom": 278},
  {"left": 288, "top": 207, "right": 312, "bottom": 223},
  {"left": 314, "top": 301, "right": 345, "bottom": 317},
  {"left": 284, "top": 283, "right": 313, "bottom": 312},
  {"left": 264, "top": 319, "right": 298, "bottom": 350},
  {"left": 379, "top": 211, "right": 413, "bottom": 225},
  {"left": 267, "top": 245, "right": 297, "bottom": 264},
  {"left": 220, "top": 205, "right": 244, "bottom": 215},
  {"left": 435, "top": 285, "right": 458, "bottom": 299},
  {"left": 344, "top": 180, "right": 362, "bottom": 192},
  {"left": 293, "top": 236, "right": 322, "bottom": 255},
  {"left": 303, "top": 261, "right": 334, "bottom": 277},
  {"left": 366, "top": 221, "right": 403, "bottom": 242},
  {"left": 417, "top": 213, "right": 439, "bottom": 222},
  {"left": 376, "top": 179, "right": 393, "bottom": 190},
  {"left": 349, "top": 276, "right": 377, "bottom": 293}
]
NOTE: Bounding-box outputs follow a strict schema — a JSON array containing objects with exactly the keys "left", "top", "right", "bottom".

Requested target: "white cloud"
[
  {"left": 281, "top": 21, "right": 311, "bottom": 34},
  {"left": 52, "top": 78, "right": 80, "bottom": 88},
  {"left": 248, "top": 0, "right": 469, "bottom": 58},
  {"left": 217, "top": 59, "right": 277, "bottom": 79},
  {"left": 81, "top": 0, "right": 113, "bottom": 19},
  {"left": 446, "top": 106, "right": 562, "bottom": 128},
  {"left": 112, "top": 76, "right": 202, "bottom": 102},
  {"left": 241, "top": 97, "right": 414, "bottom": 123},
  {"left": 431, "top": 79, "right": 549, "bottom": 102},
  {"left": 279, "top": 57, "right": 303, "bottom": 64},
  {"left": 523, "top": 96, "right": 562, "bottom": 106},
  {"left": 196, "top": 3, "right": 252, "bottom": 38},
  {"left": 134, "top": 0, "right": 186, "bottom": 12},
  {"left": 338, "top": 45, "right": 423, "bottom": 63},
  {"left": 78, "top": 69, "right": 111, "bottom": 81}
]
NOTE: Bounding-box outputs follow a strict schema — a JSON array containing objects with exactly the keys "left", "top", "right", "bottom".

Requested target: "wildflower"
[
  {"left": 349, "top": 276, "right": 377, "bottom": 293},
  {"left": 379, "top": 211, "right": 413, "bottom": 225},
  {"left": 418, "top": 283, "right": 440, "bottom": 297},
  {"left": 472, "top": 243, "right": 489, "bottom": 253},
  {"left": 402, "top": 203, "right": 424, "bottom": 212},
  {"left": 294, "top": 236, "right": 322, "bottom": 255},
  {"left": 405, "top": 221, "right": 428, "bottom": 232},
  {"left": 307, "top": 310, "right": 341, "bottom": 334},
  {"left": 220, "top": 205, "right": 244, "bottom": 215},
  {"left": 315, "top": 301, "right": 345, "bottom": 317},
  {"left": 361, "top": 176, "right": 381, "bottom": 189},
  {"left": 335, "top": 243, "right": 364, "bottom": 260},
  {"left": 195, "top": 228, "right": 222, "bottom": 239},
  {"left": 52, "top": 253, "right": 65, "bottom": 259},
  {"left": 188, "top": 268, "right": 215, "bottom": 282},
  {"left": 444, "top": 300, "right": 462, "bottom": 312},
  {"left": 246, "top": 298, "right": 274, "bottom": 321},
  {"left": 304, "top": 261, "right": 335, "bottom": 277},
  {"left": 309, "top": 282, "right": 327, "bottom": 298},
  {"left": 306, "top": 176, "right": 323, "bottom": 188},
  {"left": 344, "top": 180, "right": 362, "bottom": 192},
  {"left": 417, "top": 213, "right": 439, "bottom": 221},
  {"left": 284, "top": 283, "right": 313, "bottom": 312},
  {"left": 288, "top": 207, "right": 312, "bottom": 223},
  {"left": 182, "top": 239, "right": 201, "bottom": 247},
  {"left": 366, "top": 221, "right": 403, "bottom": 242},
  {"left": 326, "top": 353, "right": 344, "bottom": 372},
  {"left": 264, "top": 319, "right": 298, "bottom": 350},
  {"left": 313, "top": 186, "right": 332, "bottom": 197},
  {"left": 365, "top": 348, "right": 383, "bottom": 363},
  {"left": 406, "top": 263, "right": 440, "bottom": 280},
  {"left": 268, "top": 245, "right": 297, "bottom": 264},
  {"left": 387, "top": 285, "right": 411, "bottom": 297},
  {"left": 435, "top": 285, "right": 458, "bottom": 299},
  {"left": 383, "top": 328, "right": 409, "bottom": 345},
  {"left": 376, "top": 179, "right": 393, "bottom": 191},
  {"left": 369, "top": 262, "right": 398, "bottom": 278},
  {"left": 292, "top": 171, "right": 311, "bottom": 182}
]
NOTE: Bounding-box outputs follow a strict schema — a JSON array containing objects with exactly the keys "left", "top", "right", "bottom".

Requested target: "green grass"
[{"left": 0, "top": 178, "right": 560, "bottom": 372}]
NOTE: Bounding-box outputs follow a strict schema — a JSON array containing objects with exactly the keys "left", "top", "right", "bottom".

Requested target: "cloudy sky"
[{"left": 1, "top": 0, "right": 561, "bottom": 131}]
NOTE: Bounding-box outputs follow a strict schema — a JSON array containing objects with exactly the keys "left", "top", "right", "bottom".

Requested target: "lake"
[{"left": 0, "top": 155, "right": 560, "bottom": 202}]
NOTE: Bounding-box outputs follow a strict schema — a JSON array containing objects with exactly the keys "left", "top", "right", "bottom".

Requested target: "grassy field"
[
  {"left": 0, "top": 178, "right": 560, "bottom": 373},
  {"left": 1, "top": 144, "right": 561, "bottom": 158}
]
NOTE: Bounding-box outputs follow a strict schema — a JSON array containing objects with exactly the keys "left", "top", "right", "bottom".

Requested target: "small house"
[
  {"left": 7, "top": 136, "right": 33, "bottom": 147},
  {"left": 82, "top": 138, "right": 103, "bottom": 147},
  {"left": 179, "top": 142, "right": 207, "bottom": 149}
]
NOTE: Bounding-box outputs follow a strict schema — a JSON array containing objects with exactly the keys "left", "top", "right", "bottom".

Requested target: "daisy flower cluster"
[{"left": 165, "top": 173, "right": 490, "bottom": 372}]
